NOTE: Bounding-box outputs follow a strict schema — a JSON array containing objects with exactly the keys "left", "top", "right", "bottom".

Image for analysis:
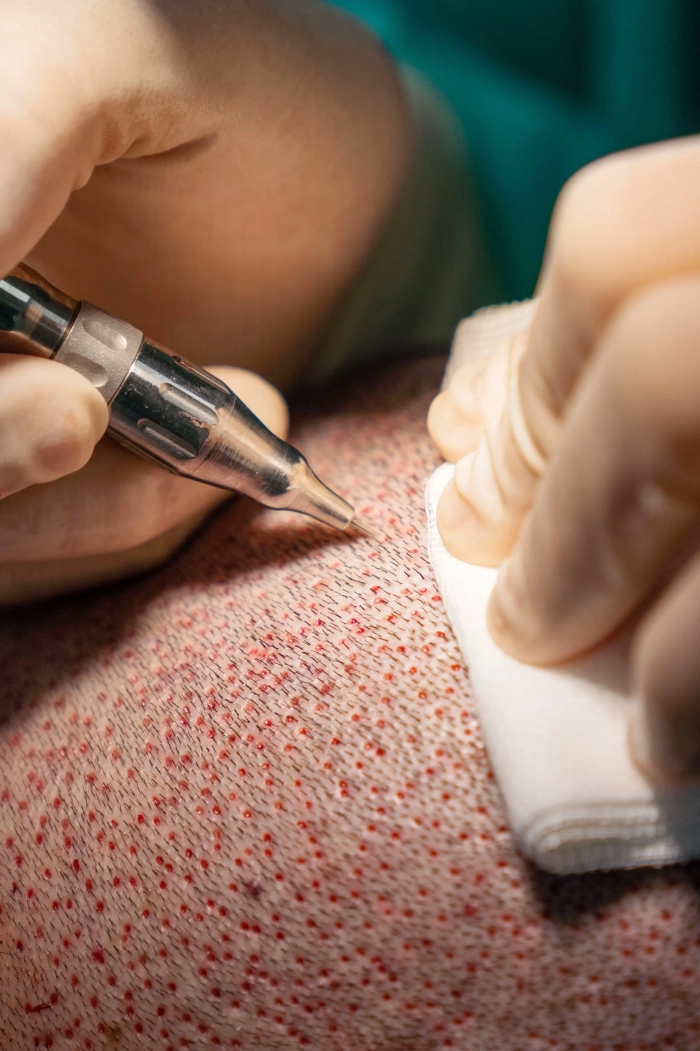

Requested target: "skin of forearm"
[{"left": 25, "top": 0, "right": 414, "bottom": 390}]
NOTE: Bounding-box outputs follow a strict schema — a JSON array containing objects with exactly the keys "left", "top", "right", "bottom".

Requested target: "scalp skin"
[{"left": 1, "top": 354, "right": 700, "bottom": 1051}]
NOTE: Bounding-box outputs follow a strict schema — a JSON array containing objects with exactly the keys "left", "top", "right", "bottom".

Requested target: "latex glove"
[
  {"left": 428, "top": 137, "right": 700, "bottom": 781},
  {"left": 0, "top": 0, "right": 409, "bottom": 603}
]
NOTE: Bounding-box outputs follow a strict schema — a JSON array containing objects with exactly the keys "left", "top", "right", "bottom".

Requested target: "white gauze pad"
[{"left": 426, "top": 304, "right": 700, "bottom": 875}]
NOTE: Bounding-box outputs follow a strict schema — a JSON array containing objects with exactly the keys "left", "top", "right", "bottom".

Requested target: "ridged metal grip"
[
  {"left": 54, "top": 302, "right": 143, "bottom": 404},
  {"left": 108, "top": 342, "right": 355, "bottom": 529},
  {"left": 0, "top": 265, "right": 357, "bottom": 531}
]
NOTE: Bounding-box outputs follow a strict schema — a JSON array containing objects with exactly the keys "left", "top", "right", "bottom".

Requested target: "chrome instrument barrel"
[{"left": 0, "top": 265, "right": 356, "bottom": 531}]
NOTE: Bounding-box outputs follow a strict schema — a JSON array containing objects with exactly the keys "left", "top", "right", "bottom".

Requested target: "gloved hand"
[
  {"left": 0, "top": 0, "right": 409, "bottom": 602},
  {"left": 428, "top": 137, "right": 700, "bottom": 781}
]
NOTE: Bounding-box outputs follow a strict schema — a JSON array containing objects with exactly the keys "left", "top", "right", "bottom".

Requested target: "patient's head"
[{"left": 1, "top": 353, "right": 700, "bottom": 1051}]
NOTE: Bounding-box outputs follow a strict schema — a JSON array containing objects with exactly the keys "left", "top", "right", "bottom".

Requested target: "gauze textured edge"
[
  {"left": 426, "top": 400, "right": 700, "bottom": 873},
  {"left": 442, "top": 299, "right": 537, "bottom": 387},
  {"left": 426, "top": 464, "right": 700, "bottom": 873}
]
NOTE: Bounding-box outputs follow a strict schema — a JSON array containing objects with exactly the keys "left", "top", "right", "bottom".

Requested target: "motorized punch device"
[{"left": 0, "top": 265, "right": 371, "bottom": 535}]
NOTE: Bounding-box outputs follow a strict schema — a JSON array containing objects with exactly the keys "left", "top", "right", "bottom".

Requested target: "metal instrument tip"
[{"left": 347, "top": 516, "right": 380, "bottom": 541}]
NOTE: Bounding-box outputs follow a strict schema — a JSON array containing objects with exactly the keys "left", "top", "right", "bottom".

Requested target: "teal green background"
[{"left": 330, "top": 0, "right": 700, "bottom": 300}]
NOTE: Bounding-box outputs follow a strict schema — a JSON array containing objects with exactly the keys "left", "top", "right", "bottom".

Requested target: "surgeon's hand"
[
  {"left": 0, "top": 0, "right": 410, "bottom": 603},
  {"left": 428, "top": 137, "right": 700, "bottom": 781}
]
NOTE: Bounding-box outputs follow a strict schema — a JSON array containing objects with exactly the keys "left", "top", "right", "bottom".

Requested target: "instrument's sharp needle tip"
[{"left": 348, "top": 516, "right": 380, "bottom": 541}]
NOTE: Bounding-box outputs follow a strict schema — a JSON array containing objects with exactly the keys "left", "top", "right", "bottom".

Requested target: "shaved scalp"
[{"left": 1, "top": 355, "right": 699, "bottom": 1050}]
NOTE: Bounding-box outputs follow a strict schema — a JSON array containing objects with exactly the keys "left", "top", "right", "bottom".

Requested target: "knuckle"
[
  {"left": 550, "top": 139, "right": 700, "bottom": 313},
  {"left": 604, "top": 279, "right": 700, "bottom": 440},
  {"left": 550, "top": 154, "right": 631, "bottom": 295},
  {"left": 426, "top": 391, "right": 451, "bottom": 443},
  {"left": 427, "top": 390, "right": 477, "bottom": 462}
]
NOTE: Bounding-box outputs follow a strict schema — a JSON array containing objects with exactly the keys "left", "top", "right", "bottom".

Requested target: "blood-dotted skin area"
[{"left": 1, "top": 353, "right": 700, "bottom": 1051}]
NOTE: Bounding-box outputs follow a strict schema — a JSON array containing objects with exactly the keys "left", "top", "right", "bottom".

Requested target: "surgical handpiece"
[{"left": 0, "top": 265, "right": 366, "bottom": 534}]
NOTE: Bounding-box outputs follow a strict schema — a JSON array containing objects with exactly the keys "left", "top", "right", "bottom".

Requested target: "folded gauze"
[{"left": 426, "top": 302, "right": 700, "bottom": 875}]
